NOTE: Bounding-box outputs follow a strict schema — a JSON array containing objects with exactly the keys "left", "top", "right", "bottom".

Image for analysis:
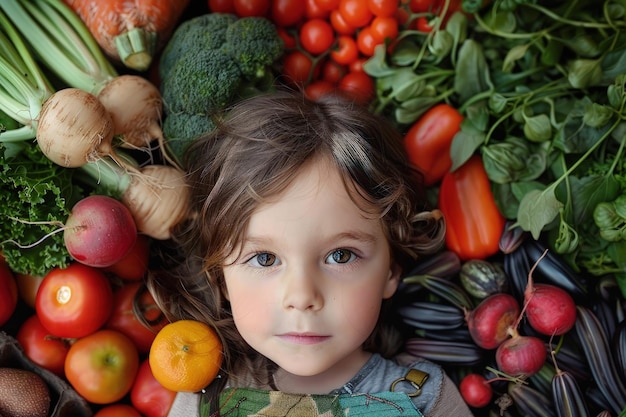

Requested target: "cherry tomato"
[
  {"left": 94, "top": 404, "right": 143, "bottom": 417},
  {"left": 315, "top": 0, "right": 340, "bottom": 10},
  {"left": 281, "top": 50, "right": 316, "bottom": 86},
  {"left": 305, "top": 80, "right": 336, "bottom": 101},
  {"left": 65, "top": 329, "right": 139, "bottom": 405},
  {"left": 277, "top": 27, "right": 298, "bottom": 49},
  {"left": 321, "top": 60, "right": 347, "bottom": 84},
  {"left": 16, "top": 314, "right": 70, "bottom": 377},
  {"left": 0, "top": 259, "right": 17, "bottom": 327},
  {"left": 300, "top": 19, "right": 335, "bottom": 55},
  {"left": 306, "top": 0, "right": 331, "bottom": 19},
  {"left": 339, "top": 0, "right": 373, "bottom": 28},
  {"left": 15, "top": 273, "right": 44, "bottom": 309},
  {"left": 338, "top": 71, "right": 375, "bottom": 105},
  {"left": 330, "top": 9, "right": 357, "bottom": 35},
  {"left": 370, "top": 16, "right": 399, "bottom": 42},
  {"left": 233, "top": 0, "right": 270, "bottom": 17},
  {"left": 271, "top": 0, "right": 307, "bottom": 27},
  {"left": 331, "top": 35, "right": 359, "bottom": 65},
  {"left": 104, "top": 234, "right": 150, "bottom": 281},
  {"left": 368, "top": 0, "right": 399, "bottom": 17},
  {"left": 35, "top": 262, "right": 113, "bottom": 339},
  {"left": 410, "top": 0, "right": 439, "bottom": 12},
  {"left": 356, "top": 26, "right": 379, "bottom": 56},
  {"left": 349, "top": 57, "right": 368, "bottom": 73},
  {"left": 130, "top": 359, "right": 177, "bottom": 417},
  {"left": 416, "top": 16, "right": 435, "bottom": 32},
  {"left": 208, "top": 0, "right": 235, "bottom": 13},
  {"left": 106, "top": 282, "right": 168, "bottom": 354}
]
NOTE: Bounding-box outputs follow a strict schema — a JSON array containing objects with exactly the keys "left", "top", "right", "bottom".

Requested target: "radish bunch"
[{"left": 465, "top": 250, "right": 577, "bottom": 379}]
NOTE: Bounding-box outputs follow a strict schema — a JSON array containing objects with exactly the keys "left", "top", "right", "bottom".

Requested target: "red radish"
[
  {"left": 495, "top": 333, "right": 546, "bottom": 377},
  {"left": 459, "top": 373, "right": 493, "bottom": 408},
  {"left": 466, "top": 293, "right": 520, "bottom": 349},
  {"left": 523, "top": 250, "right": 577, "bottom": 336},
  {"left": 64, "top": 195, "right": 137, "bottom": 268}
]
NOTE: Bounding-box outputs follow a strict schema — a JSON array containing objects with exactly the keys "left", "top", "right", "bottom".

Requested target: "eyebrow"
[{"left": 242, "top": 230, "right": 379, "bottom": 247}]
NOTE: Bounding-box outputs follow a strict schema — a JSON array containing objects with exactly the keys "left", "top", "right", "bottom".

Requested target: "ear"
[{"left": 383, "top": 263, "right": 402, "bottom": 299}]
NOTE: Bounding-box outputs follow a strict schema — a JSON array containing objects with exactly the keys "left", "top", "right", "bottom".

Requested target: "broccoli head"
[
  {"left": 159, "top": 13, "right": 237, "bottom": 80},
  {"left": 161, "top": 48, "right": 241, "bottom": 116},
  {"left": 162, "top": 111, "right": 216, "bottom": 162},
  {"left": 221, "top": 16, "right": 285, "bottom": 79}
]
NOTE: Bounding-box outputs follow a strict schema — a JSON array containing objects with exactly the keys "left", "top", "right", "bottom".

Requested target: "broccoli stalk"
[{"left": 159, "top": 12, "right": 284, "bottom": 163}]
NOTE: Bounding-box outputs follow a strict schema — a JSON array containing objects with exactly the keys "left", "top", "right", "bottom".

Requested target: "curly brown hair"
[{"left": 146, "top": 90, "right": 445, "bottom": 392}]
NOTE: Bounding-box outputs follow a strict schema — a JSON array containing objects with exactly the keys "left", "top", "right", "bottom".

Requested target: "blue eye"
[
  {"left": 327, "top": 249, "right": 355, "bottom": 264},
  {"left": 249, "top": 252, "right": 278, "bottom": 267}
]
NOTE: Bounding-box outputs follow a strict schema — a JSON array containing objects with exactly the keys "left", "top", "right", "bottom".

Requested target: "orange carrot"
[{"left": 63, "top": 0, "right": 190, "bottom": 71}]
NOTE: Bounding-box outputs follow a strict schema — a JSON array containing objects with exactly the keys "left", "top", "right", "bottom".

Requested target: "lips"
[{"left": 277, "top": 333, "right": 331, "bottom": 345}]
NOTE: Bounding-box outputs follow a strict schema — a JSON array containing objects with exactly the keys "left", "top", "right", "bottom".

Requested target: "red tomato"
[
  {"left": 330, "top": 9, "right": 356, "bottom": 35},
  {"left": 305, "top": 80, "right": 336, "bottom": 100},
  {"left": 208, "top": 0, "right": 235, "bottom": 13},
  {"left": 349, "top": 57, "right": 368, "bottom": 73},
  {"left": 300, "top": 19, "right": 335, "bottom": 55},
  {"left": 233, "top": 0, "right": 270, "bottom": 16},
  {"left": 65, "top": 329, "right": 139, "bottom": 404},
  {"left": 15, "top": 273, "right": 44, "bottom": 309},
  {"left": 271, "top": 0, "right": 307, "bottom": 27},
  {"left": 356, "top": 26, "right": 379, "bottom": 56},
  {"left": 94, "top": 404, "right": 143, "bottom": 417},
  {"left": 370, "top": 16, "right": 399, "bottom": 42},
  {"left": 131, "top": 359, "right": 177, "bottom": 417},
  {"left": 368, "top": 0, "right": 399, "bottom": 17},
  {"left": 410, "top": 0, "right": 439, "bottom": 12},
  {"left": 106, "top": 282, "right": 168, "bottom": 354},
  {"left": 16, "top": 314, "right": 70, "bottom": 377},
  {"left": 338, "top": 71, "right": 375, "bottom": 105},
  {"left": 104, "top": 234, "right": 150, "bottom": 281},
  {"left": 306, "top": 0, "right": 331, "bottom": 19},
  {"left": 438, "top": 155, "right": 506, "bottom": 260},
  {"left": 35, "top": 263, "right": 113, "bottom": 339},
  {"left": 0, "top": 260, "right": 18, "bottom": 327},
  {"left": 339, "top": 0, "right": 373, "bottom": 28},
  {"left": 321, "top": 60, "right": 347, "bottom": 84},
  {"left": 282, "top": 50, "right": 316, "bottom": 86},
  {"left": 416, "top": 16, "right": 435, "bottom": 32},
  {"left": 277, "top": 27, "right": 298, "bottom": 49},
  {"left": 403, "top": 103, "right": 463, "bottom": 186},
  {"left": 330, "top": 35, "right": 359, "bottom": 65},
  {"left": 314, "top": 0, "right": 340, "bottom": 11}
]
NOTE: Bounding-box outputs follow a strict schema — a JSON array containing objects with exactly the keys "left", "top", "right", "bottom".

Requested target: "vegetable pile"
[{"left": 0, "top": 0, "right": 626, "bottom": 416}]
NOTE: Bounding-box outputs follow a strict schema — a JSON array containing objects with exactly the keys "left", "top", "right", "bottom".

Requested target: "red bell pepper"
[
  {"left": 438, "top": 155, "right": 505, "bottom": 260},
  {"left": 403, "top": 103, "right": 463, "bottom": 186}
]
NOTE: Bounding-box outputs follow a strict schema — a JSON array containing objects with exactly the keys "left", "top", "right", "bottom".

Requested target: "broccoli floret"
[
  {"left": 162, "top": 48, "right": 241, "bottom": 115},
  {"left": 162, "top": 112, "right": 216, "bottom": 162},
  {"left": 159, "top": 13, "right": 237, "bottom": 79},
  {"left": 222, "top": 17, "right": 285, "bottom": 79},
  {"left": 159, "top": 12, "right": 284, "bottom": 161}
]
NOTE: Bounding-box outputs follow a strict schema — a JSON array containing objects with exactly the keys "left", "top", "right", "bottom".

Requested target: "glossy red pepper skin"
[
  {"left": 403, "top": 103, "right": 463, "bottom": 186},
  {"left": 438, "top": 155, "right": 505, "bottom": 260}
]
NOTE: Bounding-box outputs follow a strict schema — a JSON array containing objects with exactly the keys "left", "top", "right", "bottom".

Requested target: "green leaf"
[
  {"left": 502, "top": 44, "right": 530, "bottom": 73},
  {"left": 454, "top": 39, "right": 493, "bottom": 103},
  {"left": 516, "top": 188, "right": 563, "bottom": 239},
  {"left": 450, "top": 120, "right": 484, "bottom": 171}
]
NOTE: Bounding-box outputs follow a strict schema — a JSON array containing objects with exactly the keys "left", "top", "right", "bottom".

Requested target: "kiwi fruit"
[{"left": 0, "top": 368, "right": 51, "bottom": 417}]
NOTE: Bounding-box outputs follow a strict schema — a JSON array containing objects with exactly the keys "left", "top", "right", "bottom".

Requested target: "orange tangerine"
[{"left": 149, "top": 319, "right": 223, "bottom": 392}]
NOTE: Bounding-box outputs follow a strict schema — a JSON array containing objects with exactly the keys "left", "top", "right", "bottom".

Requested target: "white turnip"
[
  {"left": 96, "top": 75, "right": 179, "bottom": 167},
  {"left": 36, "top": 88, "right": 117, "bottom": 168},
  {"left": 466, "top": 293, "right": 520, "bottom": 349},
  {"left": 64, "top": 194, "right": 137, "bottom": 268}
]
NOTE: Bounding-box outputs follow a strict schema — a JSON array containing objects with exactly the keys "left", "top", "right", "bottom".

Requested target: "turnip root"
[
  {"left": 495, "top": 333, "right": 546, "bottom": 377},
  {"left": 122, "top": 164, "right": 189, "bottom": 240},
  {"left": 96, "top": 74, "right": 179, "bottom": 167},
  {"left": 64, "top": 194, "right": 137, "bottom": 268},
  {"left": 36, "top": 88, "right": 116, "bottom": 168}
]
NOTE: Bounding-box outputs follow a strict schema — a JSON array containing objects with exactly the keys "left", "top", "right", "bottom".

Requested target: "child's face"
[{"left": 222, "top": 157, "right": 401, "bottom": 391}]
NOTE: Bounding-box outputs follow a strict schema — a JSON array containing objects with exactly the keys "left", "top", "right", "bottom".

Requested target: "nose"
[{"left": 281, "top": 265, "right": 324, "bottom": 311}]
